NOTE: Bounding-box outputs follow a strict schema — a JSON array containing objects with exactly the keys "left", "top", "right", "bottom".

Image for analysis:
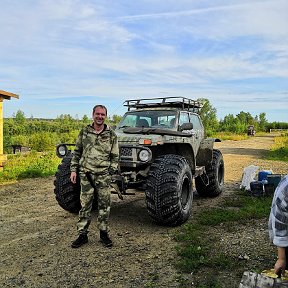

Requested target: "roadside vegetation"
[
  {"left": 267, "top": 133, "right": 288, "bottom": 162},
  {"left": 174, "top": 191, "right": 273, "bottom": 287},
  {"left": 1, "top": 102, "right": 287, "bottom": 183},
  {"left": 0, "top": 152, "right": 61, "bottom": 184},
  {"left": 3, "top": 99, "right": 288, "bottom": 155}
]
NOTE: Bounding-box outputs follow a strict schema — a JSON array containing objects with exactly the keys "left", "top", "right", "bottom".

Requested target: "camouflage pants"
[{"left": 77, "top": 172, "right": 111, "bottom": 234}]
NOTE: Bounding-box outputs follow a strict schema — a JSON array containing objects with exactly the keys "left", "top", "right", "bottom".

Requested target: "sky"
[{"left": 1, "top": 0, "right": 288, "bottom": 122}]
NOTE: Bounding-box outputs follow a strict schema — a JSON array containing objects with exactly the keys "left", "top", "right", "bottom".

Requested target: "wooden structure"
[{"left": 0, "top": 90, "right": 19, "bottom": 171}]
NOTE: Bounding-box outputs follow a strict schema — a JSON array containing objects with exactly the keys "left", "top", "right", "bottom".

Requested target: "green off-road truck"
[{"left": 54, "top": 97, "right": 224, "bottom": 226}]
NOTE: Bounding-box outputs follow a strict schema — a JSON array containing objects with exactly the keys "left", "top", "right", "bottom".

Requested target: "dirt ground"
[{"left": 1, "top": 135, "right": 288, "bottom": 288}]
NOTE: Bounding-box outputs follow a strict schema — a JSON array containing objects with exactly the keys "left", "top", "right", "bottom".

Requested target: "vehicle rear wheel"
[
  {"left": 195, "top": 149, "right": 224, "bottom": 197},
  {"left": 145, "top": 154, "right": 193, "bottom": 226},
  {"left": 54, "top": 154, "right": 98, "bottom": 213}
]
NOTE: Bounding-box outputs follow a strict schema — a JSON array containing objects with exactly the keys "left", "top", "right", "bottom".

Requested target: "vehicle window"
[
  {"left": 179, "top": 112, "right": 189, "bottom": 125},
  {"left": 136, "top": 117, "right": 151, "bottom": 127},
  {"left": 158, "top": 115, "right": 176, "bottom": 126},
  {"left": 190, "top": 114, "right": 203, "bottom": 129},
  {"left": 118, "top": 114, "right": 137, "bottom": 127},
  {"left": 118, "top": 110, "right": 177, "bottom": 129}
]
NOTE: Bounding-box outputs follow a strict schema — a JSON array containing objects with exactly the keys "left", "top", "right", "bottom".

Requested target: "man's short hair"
[{"left": 93, "top": 105, "right": 107, "bottom": 115}]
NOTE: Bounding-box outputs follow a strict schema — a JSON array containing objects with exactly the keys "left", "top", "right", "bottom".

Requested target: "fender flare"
[{"left": 196, "top": 138, "right": 221, "bottom": 167}]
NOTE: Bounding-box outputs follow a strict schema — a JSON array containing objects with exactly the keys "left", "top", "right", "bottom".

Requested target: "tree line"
[
  {"left": 3, "top": 99, "right": 287, "bottom": 153},
  {"left": 198, "top": 98, "right": 288, "bottom": 136}
]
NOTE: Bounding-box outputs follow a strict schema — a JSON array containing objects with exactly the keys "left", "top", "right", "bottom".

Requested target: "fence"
[{"left": 269, "top": 129, "right": 288, "bottom": 133}]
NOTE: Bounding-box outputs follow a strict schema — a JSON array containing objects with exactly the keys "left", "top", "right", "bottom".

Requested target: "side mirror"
[{"left": 180, "top": 122, "right": 193, "bottom": 131}]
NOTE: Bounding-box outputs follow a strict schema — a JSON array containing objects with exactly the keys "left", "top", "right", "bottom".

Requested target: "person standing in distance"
[
  {"left": 70, "top": 104, "right": 119, "bottom": 248},
  {"left": 268, "top": 175, "right": 288, "bottom": 276}
]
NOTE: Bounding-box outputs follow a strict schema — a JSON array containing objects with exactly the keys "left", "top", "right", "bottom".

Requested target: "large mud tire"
[
  {"left": 145, "top": 154, "right": 193, "bottom": 226},
  {"left": 54, "top": 154, "right": 99, "bottom": 213},
  {"left": 54, "top": 154, "right": 81, "bottom": 213},
  {"left": 195, "top": 149, "right": 224, "bottom": 197}
]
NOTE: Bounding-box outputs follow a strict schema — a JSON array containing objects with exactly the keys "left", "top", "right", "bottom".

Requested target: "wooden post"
[
  {"left": 0, "top": 90, "right": 19, "bottom": 171},
  {"left": 0, "top": 99, "right": 5, "bottom": 170}
]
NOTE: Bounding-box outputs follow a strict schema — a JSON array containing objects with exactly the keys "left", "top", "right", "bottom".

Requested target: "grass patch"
[
  {"left": 197, "top": 195, "right": 271, "bottom": 226},
  {"left": 266, "top": 135, "right": 288, "bottom": 162},
  {"left": 211, "top": 132, "right": 248, "bottom": 141},
  {"left": 174, "top": 190, "right": 273, "bottom": 286},
  {"left": 175, "top": 223, "right": 212, "bottom": 272},
  {"left": 0, "top": 151, "right": 61, "bottom": 184}
]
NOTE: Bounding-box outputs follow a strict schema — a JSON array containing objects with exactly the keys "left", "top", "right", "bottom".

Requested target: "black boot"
[
  {"left": 71, "top": 234, "right": 88, "bottom": 248},
  {"left": 100, "top": 230, "right": 113, "bottom": 247}
]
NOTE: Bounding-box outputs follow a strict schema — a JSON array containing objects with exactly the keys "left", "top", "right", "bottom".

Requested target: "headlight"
[
  {"left": 138, "top": 149, "right": 150, "bottom": 162},
  {"left": 56, "top": 144, "right": 68, "bottom": 158}
]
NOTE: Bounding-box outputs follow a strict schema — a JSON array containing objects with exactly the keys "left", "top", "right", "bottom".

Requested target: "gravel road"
[{"left": 1, "top": 135, "right": 287, "bottom": 287}]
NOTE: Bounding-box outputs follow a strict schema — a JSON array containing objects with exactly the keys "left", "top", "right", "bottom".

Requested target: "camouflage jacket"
[{"left": 70, "top": 124, "right": 119, "bottom": 174}]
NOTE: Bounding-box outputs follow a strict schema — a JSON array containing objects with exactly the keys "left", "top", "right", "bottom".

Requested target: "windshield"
[{"left": 117, "top": 110, "right": 177, "bottom": 129}]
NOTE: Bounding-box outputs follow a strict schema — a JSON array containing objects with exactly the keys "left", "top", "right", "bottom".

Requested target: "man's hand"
[
  {"left": 111, "top": 174, "right": 125, "bottom": 192},
  {"left": 275, "top": 258, "right": 286, "bottom": 276},
  {"left": 275, "top": 247, "right": 286, "bottom": 276},
  {"left": 70, "top": 171, "right": 77, "bottom": 184}
]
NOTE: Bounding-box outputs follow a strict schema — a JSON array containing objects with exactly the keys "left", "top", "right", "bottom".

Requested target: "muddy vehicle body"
[{"left": 54, "top": 97, "right": 224, "bottom": 226}]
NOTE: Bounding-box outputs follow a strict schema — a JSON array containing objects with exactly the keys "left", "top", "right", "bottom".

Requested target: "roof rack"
[{"left": 124, "top": 97, "right": 203, "bottom": 113}]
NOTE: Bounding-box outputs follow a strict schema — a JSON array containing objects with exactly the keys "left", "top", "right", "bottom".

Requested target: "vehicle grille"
[{"left": 121, "top": 147, "right": 132, "bottom": 157}]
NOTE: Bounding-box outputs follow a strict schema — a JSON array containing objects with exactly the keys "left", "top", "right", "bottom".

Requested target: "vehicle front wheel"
[{"left": 145, "top": 154, "right": 193, "bottom": 226}]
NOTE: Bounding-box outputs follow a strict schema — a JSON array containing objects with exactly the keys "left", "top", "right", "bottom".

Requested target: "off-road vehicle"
[
  {"left": 54, "top": 97, "right": 224, "bottom": 226},
  {"left": 247, "top": 125, "right": 255, "bottom": 136}
]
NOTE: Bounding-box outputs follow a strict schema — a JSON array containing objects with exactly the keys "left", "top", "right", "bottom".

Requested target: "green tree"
[
  {"left": 10, "top": 135, "right": 29, "bottom": 147},
  {"left": 29, "top": 132, "right": 58, "bottom": 152},
  {"left": 236, "top": 111, "right": 252, "bottom": 124},
  {"left": 14, "top": 110, "right": 26, "bottom": 124},
  {"left": 110, "top": 115, "right": 122, "bottom": 126},
  {"left": 197, "top": 98, "right": 219, "bottom": 133},
  {"left": 258, "top": 112, "right": 268, "bottom": 132},
  {"left": 220, "top": 114, "right": 236, "bottom": 133},
  {"left": 82, "top": 115, "right": 90, "bottom": 124}
]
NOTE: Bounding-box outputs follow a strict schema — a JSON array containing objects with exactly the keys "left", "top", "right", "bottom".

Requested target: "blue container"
[
  {"left": 258, "top": 170, "right": 272, "bottom": 181},
  {"left": 267, "top": 174, "right": 282, "bottom": 191}
]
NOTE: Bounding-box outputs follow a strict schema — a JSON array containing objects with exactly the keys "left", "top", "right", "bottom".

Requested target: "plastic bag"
[{"left": 240, "top": 165, "right": 259, "bottom": 191}]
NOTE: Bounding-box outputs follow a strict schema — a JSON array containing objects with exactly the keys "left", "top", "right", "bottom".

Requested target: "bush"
[
  {"left": 267, "top": 135, "right": 288, "bottom": 162},
  {"left": 0, "top": 151, "right": 61, "bottom": 184},
  {"left": 58, "top": 130, "right": 79, "bottom": 144},
  {"left": 10, "top": 135, "right": 30, "bottom": 147},
  {"left": 28, "top": 132, "right": 59, "bottom": 152}
]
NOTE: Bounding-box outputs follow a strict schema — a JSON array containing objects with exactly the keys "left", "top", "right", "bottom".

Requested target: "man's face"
[{"left": 93, "top": 107, "right": 107, "bottom": 126}]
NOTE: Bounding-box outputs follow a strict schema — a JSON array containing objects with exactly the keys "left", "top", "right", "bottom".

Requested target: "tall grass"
[
  {"left": 267, "top": 134, "right": 288, "bottom": 162},
  {"left": 0, "top": 151, "right": 61, "bottom": 184},
  {"left": 211, "top": 132, "right": 248, "bottom": 141}
]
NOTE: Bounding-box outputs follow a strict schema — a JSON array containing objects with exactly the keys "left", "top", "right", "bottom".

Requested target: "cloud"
[
  {"left": 0, "top": 0, "right": 287, "bottom": 122},
  {"left": 113, "top": 0, "right": 288, "bottom": 38}
]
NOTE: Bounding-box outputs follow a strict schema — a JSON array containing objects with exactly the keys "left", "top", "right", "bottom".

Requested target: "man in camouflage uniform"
[{"left": 70, "top": 104, "right": 119, "bottom": 248}]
